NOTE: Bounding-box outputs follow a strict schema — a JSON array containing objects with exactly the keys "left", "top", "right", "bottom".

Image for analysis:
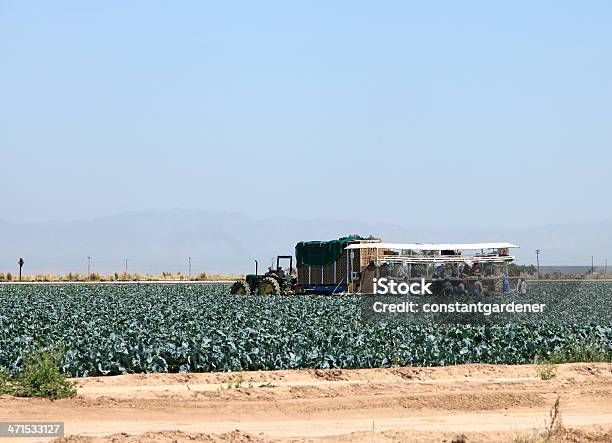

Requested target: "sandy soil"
[{"left": 0, "top": 363, "right": 610, "bottom": 442}]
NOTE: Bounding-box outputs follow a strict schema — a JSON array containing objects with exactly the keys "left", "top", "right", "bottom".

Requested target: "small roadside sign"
[{"left": 18, "top": 258, "right": 24, "bottom": 281}]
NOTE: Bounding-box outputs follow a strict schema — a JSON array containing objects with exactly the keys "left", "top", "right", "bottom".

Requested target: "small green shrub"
[
  {"left": 0, "top": 367, "right": 11, "bottom": 395},
  {"left": 231, "top": 373, "right": 245, "bottom": 388},
  {"left": 538, "top": 341, "right": 612, "bottom": 364},
  {"left": 10, "top": 350, "right": 76, "bottom": 399},
  {"left": 538, "top": 364, "right": 557, "bottom": 381}
]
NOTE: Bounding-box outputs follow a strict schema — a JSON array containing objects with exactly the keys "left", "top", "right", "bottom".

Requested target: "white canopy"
[{"left": 345, "top": 242, "right": 519, "bottom": 251}]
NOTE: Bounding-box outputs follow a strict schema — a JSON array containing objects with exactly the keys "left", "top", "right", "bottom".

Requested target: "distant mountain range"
[{"left": 1, "top": 210, "right": 610, "bottom": 274}]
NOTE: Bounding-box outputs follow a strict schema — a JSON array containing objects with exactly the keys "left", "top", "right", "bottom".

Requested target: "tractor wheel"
[
  {"left": 230, "top": 280, "right": 251, "bottom": 295},
  {"left": 256, "top": 277, "right": 281, "bottom": 295}
]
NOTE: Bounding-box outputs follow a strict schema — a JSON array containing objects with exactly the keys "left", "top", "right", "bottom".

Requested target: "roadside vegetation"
[
  {"left": 0, "top": 349, "right": 76, "bottom": 399},
  {"left": 536, "top": 273, "right": 612, "bottom": 280},
  {"left": 2, "top": 269, "right": 610, "bottom": 282},
  {"left": 507, "top": 264, "right": 612, "bottom": 279},
  {"left": 536, "top": 341, "right": 612, "bottom": 365},
  {"left": 513, "top": 397, "right": 562, "bottom": 442},
  {"left": 537, "top": 363, "right": 557, "bottom": 381},
  {"left": 535, "top": 341, "right": 611, "bottom": 381},
  {"left": 510, "top": 397, "right": 611, "bottom": 443},
  {"left": 0, "top": 271, "right": 242, "bottom": 282}
]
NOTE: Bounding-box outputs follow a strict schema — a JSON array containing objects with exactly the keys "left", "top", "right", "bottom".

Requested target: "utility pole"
[
  {"left": 87, "top": 256, "right": 91, "bottom": 278},
  {"left": 605, "top": 258, "right": 608, "bottom": 276},
  {"left": 591, "top": 256, "right": 594, "bottom": 275},
  {"left": 536, "top": 250, "right": 541, "bottom": 279},
  {"left": 125, "top": 259, "right": 129, "bottom": 274},
  {"left": 188, "top": 257, "right": 192, "bottom": 278}
]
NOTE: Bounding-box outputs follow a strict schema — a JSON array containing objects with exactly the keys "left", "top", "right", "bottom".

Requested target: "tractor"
[{"left": 230, "top": 255, "right": 297, "bottom": 295}]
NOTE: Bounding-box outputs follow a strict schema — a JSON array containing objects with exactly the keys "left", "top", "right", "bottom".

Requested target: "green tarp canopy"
[{"left": 295, "top": 235, "right": 364, "bottom": 267}]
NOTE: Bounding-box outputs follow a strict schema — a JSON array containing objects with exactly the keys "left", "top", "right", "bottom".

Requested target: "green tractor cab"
[{"left": 230, "top": 256, "right": 297, "bottom": 295}]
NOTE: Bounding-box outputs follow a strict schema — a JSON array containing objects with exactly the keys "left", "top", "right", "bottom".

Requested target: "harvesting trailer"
[{"left": 230, "top": 236, "right": 520, "bottom": 295}]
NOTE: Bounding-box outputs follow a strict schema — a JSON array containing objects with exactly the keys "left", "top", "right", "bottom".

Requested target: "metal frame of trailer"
[{"left": 343, "top": 242, "right": 520, "bottom": 294}]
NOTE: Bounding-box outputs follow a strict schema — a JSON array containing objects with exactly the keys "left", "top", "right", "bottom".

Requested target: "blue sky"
[{"left": 1, "top": 1, "right": 611, "bottom": 229}]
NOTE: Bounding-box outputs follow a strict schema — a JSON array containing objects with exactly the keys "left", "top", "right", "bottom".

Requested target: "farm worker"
[
  {"left": 502, "top": 276, "right": 511, "bottom": 294},
  {"left": 435, "top": 265, "right": 446, "bottom": 279},
  {"left": 360, "top": 262, "right": 376, "bottom": 293},
  {"left": 494, "top": 279, "right": 502, "bottom": 294},
  {"left": 442, "top": 278, "right": 453, "bottom": 295},
  {"left": 518, "top": 278, "right": 528, "bottom": 294},
  {"left": 393, "top": 263, "right": 407, "bottom": 279},
  {"left": 456, "top": 281, "right": 466, "bottom": 295},
  {"left": 379, "top": 263, "right": 391, "bottom": 278},
  {"left": 473, "top": 278, "right": 483, "bottom": 296}
]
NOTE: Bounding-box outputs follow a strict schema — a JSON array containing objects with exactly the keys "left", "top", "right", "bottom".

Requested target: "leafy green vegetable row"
[{"left": 0, "top": 283, "right": 610, "bottom": 376}]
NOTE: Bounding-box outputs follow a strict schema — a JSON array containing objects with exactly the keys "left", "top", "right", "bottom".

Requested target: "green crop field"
[{"left": 0, "top": 283, "right": 610, "bottom": 377}]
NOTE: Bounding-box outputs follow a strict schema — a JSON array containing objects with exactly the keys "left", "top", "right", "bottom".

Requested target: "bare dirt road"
[{"left": 1, "top": 363, "right": 610, "bottom": 442}]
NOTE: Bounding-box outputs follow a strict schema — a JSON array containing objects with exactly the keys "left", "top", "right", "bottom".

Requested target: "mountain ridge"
[{"left": 1, "top": 210, "right": 610, "bottom": 274}]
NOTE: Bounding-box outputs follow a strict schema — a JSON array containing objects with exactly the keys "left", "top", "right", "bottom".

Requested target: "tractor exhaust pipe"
[{"left": 255, "top": 259, "right": 258, "bottom": 276}]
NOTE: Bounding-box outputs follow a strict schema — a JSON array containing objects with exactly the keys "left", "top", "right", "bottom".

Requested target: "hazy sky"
[{"left": 1, "top": 1, "right": 611, "bottom": 229}]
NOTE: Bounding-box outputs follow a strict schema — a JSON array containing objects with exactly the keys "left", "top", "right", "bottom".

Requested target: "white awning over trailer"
[
  {"left": 375, "top": 254, "right": 515, "bottom": 264},
  {"left": 345, "top": 242, "right": 519, "bottom": 251}
]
